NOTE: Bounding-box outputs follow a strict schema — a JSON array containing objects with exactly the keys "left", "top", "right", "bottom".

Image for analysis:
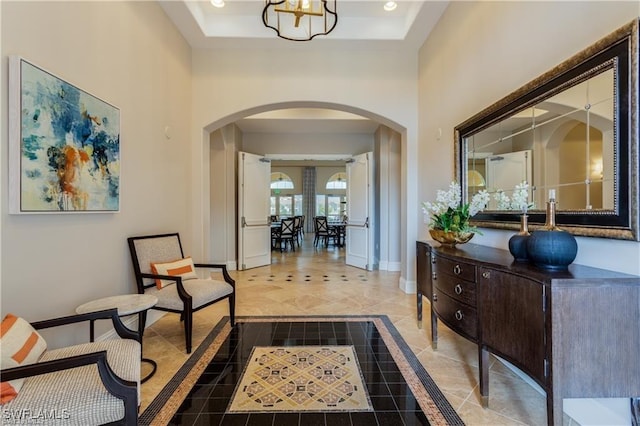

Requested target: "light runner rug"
[
  {"left": 139, "top": 315, "right": 465, "bottom": 426},
  {"left": 228, "top": 345, "right": 372, "bottom": 412}
]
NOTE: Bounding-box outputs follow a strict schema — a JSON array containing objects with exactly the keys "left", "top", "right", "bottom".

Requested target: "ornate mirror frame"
[{"left": 455, "top": 19, "right": 639, "bottom": 241}]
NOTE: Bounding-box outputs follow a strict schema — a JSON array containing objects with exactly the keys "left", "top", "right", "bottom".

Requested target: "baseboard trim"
[{"left": 399, "top": 277, "right": 416, "bottom": 294}]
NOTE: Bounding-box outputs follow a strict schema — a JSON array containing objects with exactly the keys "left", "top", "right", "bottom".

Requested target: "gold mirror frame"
[{"left": 455, "top": 19, "right": 639, "bottom": 241}]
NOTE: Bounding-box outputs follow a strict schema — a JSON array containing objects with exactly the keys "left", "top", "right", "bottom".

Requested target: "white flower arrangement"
[
  {"left": 494, "top": 181, "right": 534, "bottom": 213},
  {"left": 422, "top": 181, "right": 490, "bottom": 233}
]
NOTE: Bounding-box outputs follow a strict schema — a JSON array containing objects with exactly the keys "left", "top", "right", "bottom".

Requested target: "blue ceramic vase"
[
  {"left": 508, "top": 214, "right": 530, "bottom": 262},
  {"left": 526, "top": 198, "right": 577, "bottom": 270}
]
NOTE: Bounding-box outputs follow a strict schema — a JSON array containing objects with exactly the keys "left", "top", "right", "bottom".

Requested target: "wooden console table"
[{"left": 416, "top": 241, "right": 640, "bottom": 426}]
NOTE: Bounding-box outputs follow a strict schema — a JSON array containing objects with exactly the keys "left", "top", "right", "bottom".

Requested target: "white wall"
[
  {"left": 1, "top": 1, "right": 192, "bottom": 346},
  {"left": 418, "top": 1, "right": 640, "bottom": 275},
  {"left": 191, "top": 47, "right": 418, "bottom": 286},
  {"left": 243, "top": 132, "right": 374, "bottom": 157}
]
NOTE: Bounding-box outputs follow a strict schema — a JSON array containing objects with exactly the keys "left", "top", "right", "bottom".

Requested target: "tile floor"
[
  {"left": 169, "top": 320, "right": 436, "bottom": 425},
  {"left": 139, "top": 236, "right": 571, "bottom": 425}
]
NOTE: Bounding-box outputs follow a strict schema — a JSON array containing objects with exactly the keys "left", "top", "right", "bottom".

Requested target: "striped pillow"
[
  {"left": 151, "top": 256, "right": 199, "bottom": 289},
  {"left": 1, "top": 314, "right": 47, "bottom": 404}
]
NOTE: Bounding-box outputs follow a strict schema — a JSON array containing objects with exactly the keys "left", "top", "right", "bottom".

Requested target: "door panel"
[
  {"left": 238, "top": 152, "right": 271, "bottom": 270},
  {"left": 346, "top": 152, "right": 374, "bottom": 270},
  {"left": 486, "top": 150, "right": 532, "bottom": 209}
]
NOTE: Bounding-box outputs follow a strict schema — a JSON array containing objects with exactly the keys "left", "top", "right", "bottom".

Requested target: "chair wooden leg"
[
  {"left": 184, "top": 306, "right": 193, "bottom": 354},
  {"left": 229, "top": 295, "right": 235, "bottom": 327}
]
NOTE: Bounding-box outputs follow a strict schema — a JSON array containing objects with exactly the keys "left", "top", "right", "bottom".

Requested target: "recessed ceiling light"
[
  {"left": 211, "top": 0, "right": 225, "bottom": 8},
  {"left": 383, "top": 1, "right": 397, "bottom": 12}
]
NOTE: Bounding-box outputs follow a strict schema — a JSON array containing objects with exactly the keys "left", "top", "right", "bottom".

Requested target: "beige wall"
[
  {"left": 1, "top": 1, "right": 192, "bottom": 346},
  {"left": 209, "top": 124, "right": 241, "bottom": 267},
  {"left": 191, "top": 46, "right": 418, "bottom": 287},
  {"left": 375, "top": 126, "right": 402, "bottom": 271},
  {"left": 419, "top": 1, "right": 640, "bottom": 275}
]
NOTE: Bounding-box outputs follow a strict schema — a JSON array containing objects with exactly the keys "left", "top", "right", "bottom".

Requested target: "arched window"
[
  {"left": 270, "top": 172, "right": 294, "bottom": 189},
  {"left": 326, "top": 172, "right": 347, "bottom": 189}
]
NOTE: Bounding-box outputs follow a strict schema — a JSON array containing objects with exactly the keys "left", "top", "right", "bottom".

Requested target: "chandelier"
[{"left": 262, "top": 0, "right": 338, "bottom": 42}]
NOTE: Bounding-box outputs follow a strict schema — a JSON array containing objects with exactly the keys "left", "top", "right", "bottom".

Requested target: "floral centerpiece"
[
  {"left": 422, "top": 182, "right": 490, "bottom": 246},
  {"left": 494, "top": 181, "right": 534, "bottom": 213}
]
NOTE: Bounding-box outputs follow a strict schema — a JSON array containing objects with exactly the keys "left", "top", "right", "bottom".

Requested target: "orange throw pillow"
[
  {"left": 1, "top": 314, "right": 47, "bottom": 404},
  {"left": 150, "top": 257, "right": 198, "bottom": 289}
]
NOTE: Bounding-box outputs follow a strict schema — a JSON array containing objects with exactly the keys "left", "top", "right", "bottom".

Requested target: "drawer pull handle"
[
  {"left": 455, "top": 310, "right": 463, "bottom": 321},
  {"left": 482, "top": 271, "right": 490, "bottom": 279},
  {"left": 454, "top": 284, "right": 463, "bottom": 295},
  {"left": 432, "top": 272, "right": 438, "bottom": 280},
  {"left": 432, "top": 294, "right": 438, "bottom": 302},
  {"left": 453, "top": 265, "right": 462, "bottom": 275}
]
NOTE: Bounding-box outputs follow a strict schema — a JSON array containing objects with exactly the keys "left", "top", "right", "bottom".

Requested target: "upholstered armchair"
[
  {"left": 1, "top": 309, "right": 140, "bottom": 425},
  {"left": 127, "top": 233, "right": 235, "bottom": 354}
]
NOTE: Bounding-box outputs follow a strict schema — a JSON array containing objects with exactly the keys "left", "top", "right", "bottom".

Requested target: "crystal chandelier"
[{"left": 262, "top": 0, "right": 338, "bottom": 42}]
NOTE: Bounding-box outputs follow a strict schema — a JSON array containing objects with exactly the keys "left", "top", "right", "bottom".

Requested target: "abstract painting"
[{"left": 9, "top": 57, "right": 120, "bottom": 213}]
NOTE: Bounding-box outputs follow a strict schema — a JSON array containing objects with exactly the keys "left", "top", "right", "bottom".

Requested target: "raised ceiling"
[
  {"left": 160, "top": 1, "right": 448, "bottom": 135},
  {"left": 160, "top": 0, "right": 448, "bottom": 50}
]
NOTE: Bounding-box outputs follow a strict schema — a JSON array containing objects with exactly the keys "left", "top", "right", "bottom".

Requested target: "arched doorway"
[{"left": 200, "top": 102, "right": 406, "bottom": 278}]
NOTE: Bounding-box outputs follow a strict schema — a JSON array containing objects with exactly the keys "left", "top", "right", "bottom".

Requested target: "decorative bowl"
[{"left": 429, "top": 229, "right": 474, "bottom": 247}]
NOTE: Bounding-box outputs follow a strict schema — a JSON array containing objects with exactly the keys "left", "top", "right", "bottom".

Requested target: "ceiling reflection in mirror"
[{"left": 455, "top": 19, "right": 638, "bottom": 240}]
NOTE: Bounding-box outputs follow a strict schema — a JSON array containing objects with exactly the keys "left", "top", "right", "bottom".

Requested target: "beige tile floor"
[{"left": 139, "top": 235, "right": 573, "bottom": 425}]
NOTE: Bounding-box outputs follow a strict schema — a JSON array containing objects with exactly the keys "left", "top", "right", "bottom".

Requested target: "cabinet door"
[
  {"left": 416, "top": 242, "right": 432, "bottom": 301},
  {"left": 479, "top": 267, "right": 546, "bottom": 384}
]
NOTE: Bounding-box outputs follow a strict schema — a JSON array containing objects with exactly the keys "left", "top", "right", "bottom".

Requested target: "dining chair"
[
  {"left": 293, "top": 216, "right": 302, "bottom": 246},
  {"left": 314, "top": 216, "right": 336, "bottom": 247},
  {"left": 275, "top": 217, "right": 296, "bottom": 252}
]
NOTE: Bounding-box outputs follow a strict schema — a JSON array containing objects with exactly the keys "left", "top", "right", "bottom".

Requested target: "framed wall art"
[{"left": 9, "top": 56, "right": 120, "bottom": 213}]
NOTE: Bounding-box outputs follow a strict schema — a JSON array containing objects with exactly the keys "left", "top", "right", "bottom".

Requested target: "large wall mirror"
[{"left": 455, "top": 19, "right": 639, "bottom": 240}]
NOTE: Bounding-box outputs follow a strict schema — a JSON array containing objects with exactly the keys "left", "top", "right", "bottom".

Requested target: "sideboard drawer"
[
  {"left": 434, "top": 273, "right": 476, "bottom": 307},
  {"left": 432, "top": 288, "right": 478, "bottom": 340},
  {"left": 434, "top": 255, "right": 476, "bottom": 282}
]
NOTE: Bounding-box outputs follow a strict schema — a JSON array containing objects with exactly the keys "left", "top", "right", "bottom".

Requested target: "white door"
[
  {"left": 346, "top": 152, "right": 374, "bottom": 271},
  {"left": 486, "top": 150, "right": 533, "bottom": 209},
  {"left": 238, "top": 152, "right": 271, "bottom": 270}
]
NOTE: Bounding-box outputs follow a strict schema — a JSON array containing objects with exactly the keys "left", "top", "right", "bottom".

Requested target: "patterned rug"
[
  {"left": 228, "top": 346, "right": 372, "bottom": 413},
  {"left": 139, "top": 315, "right": 465, "bottom": 426}
]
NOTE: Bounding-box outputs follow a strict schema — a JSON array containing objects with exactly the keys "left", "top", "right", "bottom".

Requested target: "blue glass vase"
[
  {"left": 526, "top": 198, "right": 577, "bottom": 270},
  {"left": 508, "top": 214, "right": 530, "bottom": 262}
]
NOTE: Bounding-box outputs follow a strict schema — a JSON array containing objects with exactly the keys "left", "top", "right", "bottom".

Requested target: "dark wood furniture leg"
[
  {"left": 430, "top": 308, "right": 438, "bottom": 350},
  {"left": 137, "top": 310, "right": 157, "bottom": 383},
  {"left": 479, "top": 346, "right": 489, "bottom": 407},
  {"left": 417, "top": 290, "right": 423, "bottom": 328}
]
